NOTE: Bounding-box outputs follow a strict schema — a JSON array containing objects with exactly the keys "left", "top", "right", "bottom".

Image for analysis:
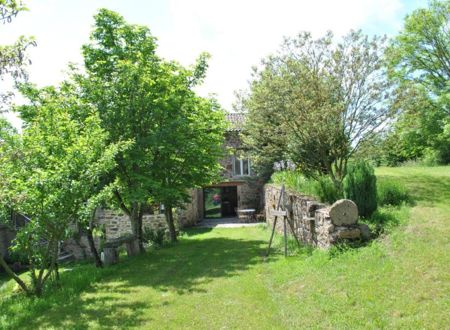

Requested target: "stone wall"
[
  {"left": 0, "top": 225, "right": 15, "bottom": 259},
  {"left": 238, "top": 178, "right": 264, "bottom": 211},
  {"left": 96, "top": 209, "right": 167, "bottom": 241},
  {"left": 62, "top": 235, "right": 101, "bottom": 260},
  {"left": 177, "top": 189, "right": 202, "bottom": 226},
  {"left": 265, "top": 184, "right": 362, "bottom": 248}
]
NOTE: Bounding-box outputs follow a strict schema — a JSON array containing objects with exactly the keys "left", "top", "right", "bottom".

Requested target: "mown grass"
[{"left": 1, "top": 166, "right": 449, "bottom": 329}]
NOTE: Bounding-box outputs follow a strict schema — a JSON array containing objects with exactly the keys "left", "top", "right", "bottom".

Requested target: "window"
[{"left": 233, "top": 156, "right": 251, "bottom": 176}]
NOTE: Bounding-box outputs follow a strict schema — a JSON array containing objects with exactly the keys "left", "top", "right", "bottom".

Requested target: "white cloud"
[
  {"left": 1, "top": 0, "right": 412, "bottom": 125},
  {"left": 157, "top": 0, "right": 405, "bottom": 109}
]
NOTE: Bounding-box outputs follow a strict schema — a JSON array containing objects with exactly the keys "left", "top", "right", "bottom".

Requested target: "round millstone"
[{"left": 329, "top": 199, "right": 358, "bottom": 225}]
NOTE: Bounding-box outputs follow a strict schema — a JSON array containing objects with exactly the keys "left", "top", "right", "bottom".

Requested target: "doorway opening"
[{"left": 203, "top": 186, "right": 238, "bottom": 218}]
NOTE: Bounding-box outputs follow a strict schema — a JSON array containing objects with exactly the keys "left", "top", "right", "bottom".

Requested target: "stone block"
[
  {"left": 358, "top": 223, "right": 372, "bottom": 241},
  {"left": 336, "top": 227, "right": 361, "bottom": 239},
  {"left": 329, "top": 199, "right": 358, "bottom": 225}
]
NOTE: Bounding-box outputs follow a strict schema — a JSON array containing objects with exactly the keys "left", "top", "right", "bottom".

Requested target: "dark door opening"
[{"left": 203, "top": 186, "right": 238, "bottom": 218}]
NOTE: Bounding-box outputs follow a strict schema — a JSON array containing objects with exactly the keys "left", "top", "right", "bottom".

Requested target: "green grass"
[{"left": 1, "top": 166, "right": 449, "bottom": 329}]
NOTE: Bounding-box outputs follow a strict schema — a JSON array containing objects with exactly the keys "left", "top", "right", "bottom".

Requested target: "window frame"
[{"left": 232, "top": 156, "right": 251, "bottom": 176}]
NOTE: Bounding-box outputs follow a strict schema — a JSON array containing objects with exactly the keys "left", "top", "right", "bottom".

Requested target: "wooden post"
[{"left": 266, "top": 185, "right": 285, "bottom": 257}]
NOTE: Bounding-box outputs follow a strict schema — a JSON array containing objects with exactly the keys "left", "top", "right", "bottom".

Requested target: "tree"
[
  {"left": 0, "top": 83, "right": 120, "bottom": 296},
  {"left": 0, "top": 0, "right": 26, "bottom": 23},
  {"left": 150, "top": 95, "right": 225, "bottom": 242},
  {"left": 0, "top": 0, "right": 35, "bottom": 112},
  {"left": 386, "top": 0, "right": 450, "bottom": 164},
  {"left": 242, "top": 31, "right": 393, "bottom": 188},
  {"left": 387, "top": 0, "right": 449, "bottom": 114},
  {"left": 81, "top": 9, "right": 225, "bottom": 246}
]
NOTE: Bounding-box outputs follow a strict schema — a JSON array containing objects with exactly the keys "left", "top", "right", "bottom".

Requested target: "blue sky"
[{"left": 1, "top": 0, "right": 427, "bottom": 126}]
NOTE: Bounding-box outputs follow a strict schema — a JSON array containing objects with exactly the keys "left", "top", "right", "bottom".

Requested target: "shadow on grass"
[
  {"left": 180, "top": 227, "right": 213, "bottom": 237},
  {"left": 0, "top": 235, "right": 269, "bottom": 329}
]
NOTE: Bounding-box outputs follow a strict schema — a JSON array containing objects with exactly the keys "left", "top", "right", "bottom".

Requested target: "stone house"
[
  {"left": 63, "top": 113, "right": 263, "bottom": 259},
  {"left": 101, "top": 113, "right": 264, "bottom": 230},
  {"left": 179, "top": 113, "right": 264, "bottom": 225}
]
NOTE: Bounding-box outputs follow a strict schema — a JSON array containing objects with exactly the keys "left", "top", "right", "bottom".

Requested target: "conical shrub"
[{"left": 343, "top": 160, "right": 377, "bottom": 218}]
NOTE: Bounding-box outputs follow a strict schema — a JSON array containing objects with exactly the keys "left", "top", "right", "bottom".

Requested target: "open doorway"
[{"left": 203, "top": 186, "right": 238, "bottom": 218}]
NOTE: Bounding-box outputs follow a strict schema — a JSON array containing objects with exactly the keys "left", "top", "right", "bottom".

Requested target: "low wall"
[
  {"left": 96, "top": 209, "right": 168, "bottom": 241},
  {"left": 265, "top": 184, "right": 362, "bottom": 248},
  {"left": 178, "top": 189, "right": 202, "bottom": 226}
]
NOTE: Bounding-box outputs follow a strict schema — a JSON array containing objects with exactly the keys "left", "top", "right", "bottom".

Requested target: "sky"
[{"left": 1, "top": 0, "right": 427, "bottom": 127}]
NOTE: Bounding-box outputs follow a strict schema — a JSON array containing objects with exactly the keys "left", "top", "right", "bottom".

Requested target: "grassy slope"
[{"left": 1, "top": 166, "right": 449, "bottom": 329}]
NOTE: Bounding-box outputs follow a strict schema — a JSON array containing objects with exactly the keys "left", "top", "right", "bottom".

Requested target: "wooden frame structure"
[{"left": 266, "top": 185, "right": 300, "bottom": 257}]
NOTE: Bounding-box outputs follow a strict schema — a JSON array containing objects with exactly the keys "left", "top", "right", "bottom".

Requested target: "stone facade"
[
  {"left": 237, "top": 177, "right": 264, "bottom": 211},
  {"left": 181, "top": 114, "right": 264, "bottom": 224},
  {"left": 62, "top": 235, "right": 100, "bottom": 260},
  {"left": 265, "top": 184, "right": 362, "bottom": 248},
  {"left": 0, "top": 224, "right": 15, "bottom": 260},
  {"left": 96, "top": 209, "right": 167, "bottom": 241},
  {"left": 177, "top": 189, "right": 202, "bottom": 226},
  {"left": 89, "top": 113, "right": 263, "bottom": 243}
]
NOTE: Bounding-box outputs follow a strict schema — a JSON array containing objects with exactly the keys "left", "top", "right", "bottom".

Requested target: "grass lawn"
[{"left": 1, "top": 166, "right": 449, "bottom": 329}]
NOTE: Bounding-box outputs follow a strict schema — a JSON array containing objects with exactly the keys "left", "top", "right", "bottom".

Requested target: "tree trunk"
[
  {"left": 137, "top": 207, "right": 145, "bottom": 253},
  {"left": 165, "top": 206, "right": 177, "bottom": 243},
  {"left": 129, "top": 203, "right": 145, "bottom": 254},
  {"left": 86, "top": 225, "right": 103, "bottom": 268},
  {"left": 54, "top": 262, "right": 61, "bottom": 288},
  {"left": 0, "top": 253, "right": 30, "bottom": 295}
]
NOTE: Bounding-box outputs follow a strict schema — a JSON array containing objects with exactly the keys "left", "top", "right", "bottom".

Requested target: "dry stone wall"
[{"left": 265, "top": 184, "right": 362, "bottom": 248}]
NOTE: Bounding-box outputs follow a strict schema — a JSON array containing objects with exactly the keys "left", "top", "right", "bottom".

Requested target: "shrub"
[
  {"left": 142, "top": 227, "right": 166, "bottom": 248},
  {"left": 271, "top": 171, "right": 342, "bottom": 204},
  {"left": 377, "top": 180, "right": 410, "bottom": 206},
  {"left": 313, "top": 176, "right": 342, "bottom": 204},
  {"left": 343, "top": 161, "right": 377, "bottom": 218},
  {"left": 271, "top": 171, "right": 315, "bottom": 196}
]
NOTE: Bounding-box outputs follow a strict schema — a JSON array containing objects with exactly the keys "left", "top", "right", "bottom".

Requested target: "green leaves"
[
  {"left": 80, "top": 9, "right": 225, "bottom": 243},
  {"left": 382, "top": 0, "right": 450, "bottom": 165},
  {"left": 243, "top": 30, "right": 392, "bottom": 184},
  {"left": 387, "top": 0, "right": 449, "bottom": 114},
  {"left": 0, "top": 82, "right": 121, "bottom": 292}
]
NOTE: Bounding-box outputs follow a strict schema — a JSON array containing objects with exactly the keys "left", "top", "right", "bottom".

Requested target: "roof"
[{"left": 226, "top": 113, "right": 246, "bottom": 131}]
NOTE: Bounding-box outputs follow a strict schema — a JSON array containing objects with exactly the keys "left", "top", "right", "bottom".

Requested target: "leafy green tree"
[
  {"left": 81, "top": 9, "right": 225, "bottom": 245},
  {"left": 387, "top": 0, "right": 449, "bottom": 115},
  {"left": 150, "top": 96, "right": 225, "bottom": 242},
  {"left": 0, "top": 117, "right": 16, "bottom": 225},
  {"left": 384, "top": 84, "right": 450, "bottom": 165},
  {"left": 386, "top": 0, "right": 450, "bottom": 164},
  {"left": 242, "top": 31, "right": 393, "bottom": 188},
  {"left": 0, "top": 84, "right": 120, "bottom": 296},
  {"left": 0, "top": 0, "right": 26, "bottom": 23},
  {"left": 0, "top": 0, "right": 35, "bottom": 112}
]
